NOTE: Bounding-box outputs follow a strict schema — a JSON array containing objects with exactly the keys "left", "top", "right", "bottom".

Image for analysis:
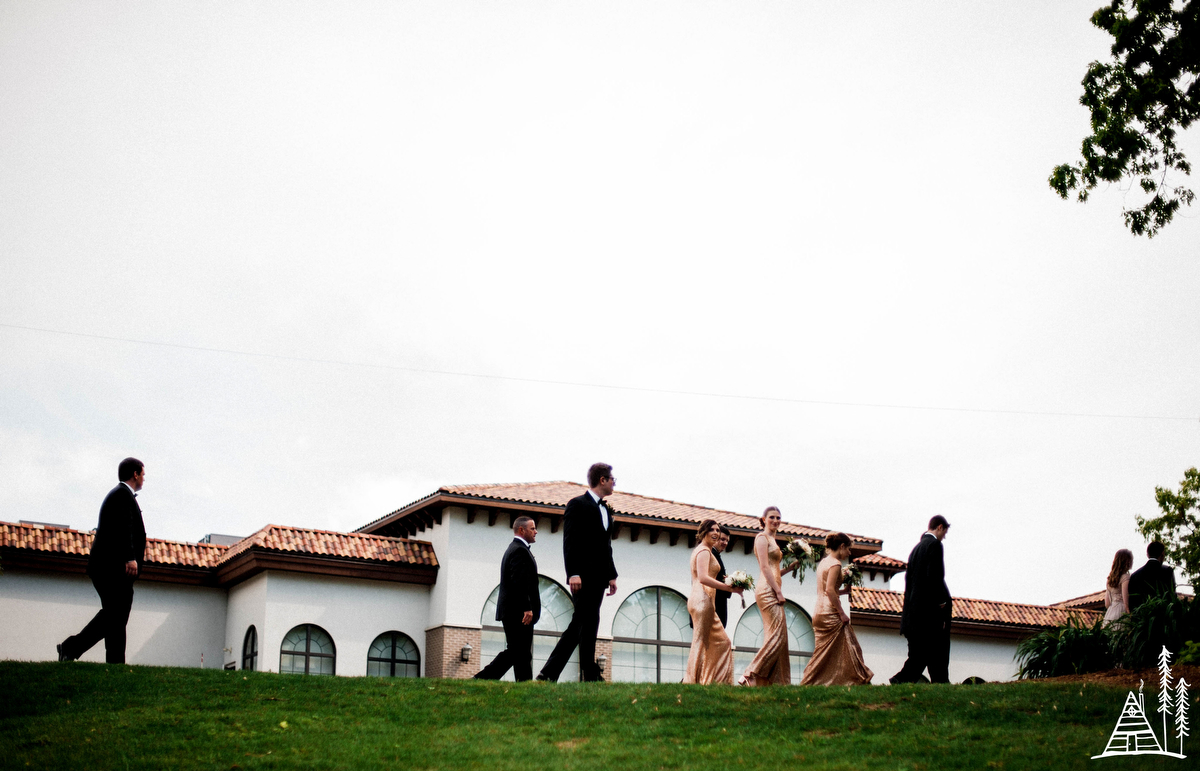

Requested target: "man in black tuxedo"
[
  {"left": 890, "top": 515, "right": 952, "bottom": 684},
  {"left": 1128, "top": 541, "right": 1177, "bottom": 610},
  {"left": 475, "top": 516, "right": 542, "bottom": 681},
  {"left": 713, "top": 526, "right": 732, "bottom": 629},
  {"left": 59, "top": 457, "right": 147, "bottom": 664},
  {"left": 538, "top": 463, "right": 618, "bottom": 682}
]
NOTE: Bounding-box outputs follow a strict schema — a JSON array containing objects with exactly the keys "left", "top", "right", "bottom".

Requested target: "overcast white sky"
[{"left": 2, "top": 0, "right": 1197, "bottom": 607}]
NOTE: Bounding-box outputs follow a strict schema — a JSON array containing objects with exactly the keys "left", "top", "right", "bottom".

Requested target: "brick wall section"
[
  {"left": 595, "top": 637, "right": 613, "bottom": 683},
  {"left": 424, "top": 625, "right": 482, "bottom": 679}
]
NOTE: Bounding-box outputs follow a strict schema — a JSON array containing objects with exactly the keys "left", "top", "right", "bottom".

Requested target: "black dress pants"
[
  {"left": 540, "top": 580, "right": 606, "bottom": 682},
  {"left": 475, "top": 616, "right": 535, "bottom": 681},
  {"left": 891, "top": 622, "right": 951, "bottom": 684},
  {"left": 62, "top": 573, "right": 135, "bottom": 664}
]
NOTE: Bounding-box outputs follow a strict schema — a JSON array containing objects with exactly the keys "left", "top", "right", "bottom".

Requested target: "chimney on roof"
[
  {"left": 20, "top": 520, "right": 70, "bottom": 530},
  {"left": 199, "top": 533, "right": 245, "bottom": 546}
]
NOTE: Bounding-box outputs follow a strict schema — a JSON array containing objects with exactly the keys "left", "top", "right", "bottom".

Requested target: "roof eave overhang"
[
  {"left": 214, "top": 547, "right": 438, "bottom": 589},
  {"left": 0, "top": 548, "right": 220, "bottom": 587}
]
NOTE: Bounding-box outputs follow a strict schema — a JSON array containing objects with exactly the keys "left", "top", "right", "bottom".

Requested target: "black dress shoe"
[
  {"left": 535, "top": 673, "right": 550, "bottom": 682},
  {"left": 57, "top": 643, "right": 67, "bottom": 662}
]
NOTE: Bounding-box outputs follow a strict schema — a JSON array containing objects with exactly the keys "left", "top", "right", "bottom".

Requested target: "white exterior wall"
[
  {"left": 0, "top": 569, "right": 227, "bottom": 668},
  {"left": 224, "top": 572, "right": 268, "bottom": 670},
  {"left": 256, "top": 571, "right": 430, "bottom": 676}
]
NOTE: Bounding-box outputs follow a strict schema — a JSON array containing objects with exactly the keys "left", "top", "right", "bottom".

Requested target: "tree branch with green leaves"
[
  {"left": 1049, "top": 0, "right": 1199, "bottom": 237},
  {"left": 1136, "top": 466, "right": 1199, "bottom": 588}
]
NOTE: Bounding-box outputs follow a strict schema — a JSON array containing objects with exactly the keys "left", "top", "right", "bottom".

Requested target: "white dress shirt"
[{"left": 588, "top": 489, "right": 609, "bottom": 530}]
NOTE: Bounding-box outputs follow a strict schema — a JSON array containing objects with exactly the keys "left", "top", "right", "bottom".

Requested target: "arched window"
[
  {"left": 732, "top": 600, "right": 815, "bottom": 684},
  {"left": 279, "top": 624, "right": 336, "bottom": 675},
  {"left": 242, "top": 626, "right": 258, "bottom": 671},
  {"left": 367, "top": 631, "right": 420, "bottom": 677},
  {"left": 611, "top": 586, "right": 691, "bottom": 683},
  {"left": 481, "top": 576, "right": 579, "bottom": 681}
]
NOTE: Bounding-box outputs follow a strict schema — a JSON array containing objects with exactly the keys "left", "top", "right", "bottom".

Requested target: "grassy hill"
[{"left": 0, "top": 662, "right": 1188, "bottom": 770}]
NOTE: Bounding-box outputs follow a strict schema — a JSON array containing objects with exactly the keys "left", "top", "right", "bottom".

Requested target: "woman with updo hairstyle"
[
  {"left": 799, "top": 531, "right": 874, "bottom": 686},
  {"left": 1103, "top": 549, "right": 1134, "bottom": 626},
  {"left": 683, "top": 519, "right": 743, "bottom": 684},
  {"left": 739, "top": 506, "right": 795, "bottom": 686}
]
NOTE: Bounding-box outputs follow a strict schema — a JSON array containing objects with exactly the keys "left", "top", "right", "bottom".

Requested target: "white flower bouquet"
[
  {"left": 726, "top": 570, "right": 755, "bottom": 608},
  {"left": 840, "top": 564, "right": 863, "bottom": 590},
  {"left": 780, "top": 537, "right": 824, "bottom": 584}
]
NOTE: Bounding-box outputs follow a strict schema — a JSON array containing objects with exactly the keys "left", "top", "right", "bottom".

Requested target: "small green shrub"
[{"left": 1016, "top": 614, "right": 1113, "bottom": 679}]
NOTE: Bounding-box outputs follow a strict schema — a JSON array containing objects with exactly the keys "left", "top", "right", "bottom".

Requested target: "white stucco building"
[{"left": 0, "top": 481, "right": 1095, "bottom": 683}]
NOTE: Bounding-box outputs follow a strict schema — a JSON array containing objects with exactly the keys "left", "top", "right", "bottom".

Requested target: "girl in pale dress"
[
  {"left": 684, "top": 519, "right": 743, "bottom": 685},
  {"left": 799, "top": 531, "right": 873, "bottom": 686},
  {"left": 739, "top": 506, "right": 800, "bottom": 686},
  {"left": 1103, "top": 549, "right": 1133, "bottom": 626}
]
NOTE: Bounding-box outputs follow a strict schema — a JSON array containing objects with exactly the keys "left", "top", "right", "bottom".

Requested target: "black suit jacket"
[
  {"left": 900, "top": 533, "right": 951, "bottom": 636},
  {"left": 495, "top": 538, "right": 541, "bottom": 624},
  {"left": 87, "top": 484, "right": 146, "bottom": 579},
  {"left": 562, "top": 492, "right": 618, "bottom": 584},
  {"left": 1128, "top": 559, "right": 1177, "bottom": 610},
  {"left": 712, "top": 548, "right": 731, "bottom": 621}
]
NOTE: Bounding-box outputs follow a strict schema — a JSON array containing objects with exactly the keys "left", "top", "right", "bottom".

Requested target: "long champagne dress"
[
  {"left": 742, "top": 534, "right": 790, "bottom": 685},
  {"left": 683, "top": 544, "right": 734, "bottom": 685},
  {"left": 1103, "top": 572, "right": 1129, "bottom": 626},
  {"left": 799, "top": 554, "right": 874, "bottom": 686}
]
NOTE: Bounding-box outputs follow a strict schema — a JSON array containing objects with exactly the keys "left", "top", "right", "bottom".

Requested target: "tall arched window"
[
  {"left": 732, "top": 600, "right": 815, "bottom": 684},
  {"left": 367, "top": 631, "right": 420, "bottom": 677},
  {"left": 611, "top": 586, "right": 691, "bottom": 683},
  {"left": 481, "top": 576, "right": 578, "bottom": 681},
  {"left": 279, "top": 624, "right": 336, "bottom": 675},
  {"left": 242, "top": 626, "right": 258, "bottom": 671}
]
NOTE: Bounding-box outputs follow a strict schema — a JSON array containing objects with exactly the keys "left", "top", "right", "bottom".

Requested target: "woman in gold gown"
[
  {"left": 799, "top": 531, "right": 874, "bottom": 686},
  {"left": 739, "top": 506, "right": 797, "bottom": 686},
  {"left": 684, "top": 519, "right": 743, "bottom": 685}
]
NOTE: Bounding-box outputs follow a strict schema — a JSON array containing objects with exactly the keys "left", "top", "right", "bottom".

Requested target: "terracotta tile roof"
[
  {"left": 853, "top": 553, "right": 906, "bottom": 571},
  {"left": 396, "top": 481, "right": 882, "bottom": 546},
  {"left": 851, "top": 587, "right": 1101, "bottom": 629},
  {"left": 0, "top": 521, "right": 436, "bottom": 569},
  {"left": 220, "top": 525, "right": 437, "bottom": 567},
  {"left": 0, "top": 521, "right": 226, "bottom": 567},
  {"left": 1054, "top": 590, "right": 1105, "bottom": 609}
]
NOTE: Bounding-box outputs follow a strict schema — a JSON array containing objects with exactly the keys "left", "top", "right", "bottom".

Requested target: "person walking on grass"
[
  {"left": 538, "top": 463, "right": 619, "bottom": 682},
  {"left": 475, "top": 516, "right": 541, "bottom": 681},
  {"left": 890, "top": 515, "right": 951, "bottom": 684},
  {"left": 59, "top": 457, "right": 147, "bottom": 664}
]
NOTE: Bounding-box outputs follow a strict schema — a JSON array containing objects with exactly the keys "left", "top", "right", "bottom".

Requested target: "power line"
[{"left": 1, "top": 321, "right": 1195, "bottom": 423}]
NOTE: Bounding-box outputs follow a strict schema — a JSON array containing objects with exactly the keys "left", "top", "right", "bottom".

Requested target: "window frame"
[
  {"left": 279, "top": 623, "right": 336, "bottom": 676},
  {"left": 366, "top": 631, "right": 421, "bottom": 678},
  {"left": 242, "top": 625, "right": 258, "bottom": 671},
  {"left": 611, "top": 585, "right": 691, "bottom": 683}
]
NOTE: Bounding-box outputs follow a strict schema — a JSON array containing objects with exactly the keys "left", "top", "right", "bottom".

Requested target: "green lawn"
[{"left": 0, "top": 662, "right": 1189, "bottom": 770}]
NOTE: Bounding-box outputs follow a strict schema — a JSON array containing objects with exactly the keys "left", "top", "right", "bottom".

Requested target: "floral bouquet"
[
  {"left": 780, "top": 537, "right": 824, "bottom": 584},
  {"left": 726, "top": 570, "right": 755, "bottom": 608},
  {"left": 840, "top": 564, "right": 863, "bottom": 590}
]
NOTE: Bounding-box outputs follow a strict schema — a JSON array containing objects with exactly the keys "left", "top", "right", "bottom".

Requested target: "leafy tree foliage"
[
  {"left": 1049, "top": 0, "right": 1199, "bottom": 237},
  {"left": 1137, "top": 467, "right": 1200, "bottom": 588}
]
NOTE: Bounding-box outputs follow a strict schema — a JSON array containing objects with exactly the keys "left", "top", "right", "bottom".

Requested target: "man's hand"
[
  {"left": 569, "top": 575, "right": 582, "bottom": 593},
  {"left": 522, "top": 610, "right": 533, "bottom": 626},
  {"left": 124, "top": 560, "right": 138, "bottom": 577},
  {"left": 607, "top": 579, "right": 617, "bottom": 596}
]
